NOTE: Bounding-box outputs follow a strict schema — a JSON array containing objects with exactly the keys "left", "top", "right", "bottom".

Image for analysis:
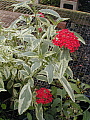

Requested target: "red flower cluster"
[
  {"left": 52, "top": 29, "right": 80, "bottom": 52},
  {"left": 38, "top": 12, "right": 45, "bottom": 18},
  {"left": 36, "top": 88, "right": 53, "bottom": 104}
]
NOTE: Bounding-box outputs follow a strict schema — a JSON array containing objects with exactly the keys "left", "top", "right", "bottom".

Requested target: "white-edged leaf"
[
  {"left": 0, "top": 88, "right": 7, "bottom": 92},
  {"left": 65, "top": 66, "right": 73, "bottom": 78},
  {"left": 45, "top": 64, "right": 54, "bottom": 84},
  {"left": 36, "top": 75, "right": 48, "bottom": 82},
  {"left": 28, "top": 78, "right": 34, "bottom": 87},
  {"left": 55, "top": 18, "right": 69, "bottom": 25},
  {"left": 60, "top": 77, "right": 75, "bottom": 102},
  {"left": 12, "top": 68, "right": 17, "bottom": 77},
  {"left": 73, "top": 31, "right": 85, "bottom": 44},
  {"left": 3, "top": 67, "right": 11, "bottom": 79},
  {"left": 0, "top": 56, "right": 5, "bottom": 62},
  {"left": 7, "top": 80, "right": 14, "bottom": 89},
  {"left": 23, "top": 64, "right": 31, "bottom": 75},
  {"left": 44, "top": 51, "right": 56, "bottom": 57},
  {"left": 19, "top": 70, "right": 29, "bottom": 77},
  {"left": 33, "top": 39, "right": 41, "bottom": 50},
  {"left": 12, "top": 1, "right": 33, "bottom": 12},
  {"left": 35, "top": 103, "right": 44, "bottom": 120},
  {"left": 75, "top": 94, "right": 90, "bottom": 103},
  {"left": 0, "top": 73, "right": 4, "bottom": 88},
  {"left": 39, "top": 9, "right": 61, "bottom": 18},
  {"left": 31, "top": 61, "right": 41, "bottom": 72},
  {"left": 38, "top": 17, "right": 50, "bottom": 26},
  {"left": 20, "top": 51, "right": 38, "bottom": 58},
  {"left": 18, "top": 83, "right": 32, "bottom": 115},
  {"left": 59, "top": 59, "right": 68, "bottom": 79}
]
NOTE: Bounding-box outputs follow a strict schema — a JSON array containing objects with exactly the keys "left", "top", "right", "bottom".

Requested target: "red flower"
[
  {"left": 52, "top": 29, "right": 80, "bottom": 52},
  {"left": 38, "top": 12, "right": 45, "bottom": 18},
  {"left": 36, "top": 88, "right": 53, "bottom": 104},
  {"left": 38, "top": 28, "right": 43, "bottom": 32}
]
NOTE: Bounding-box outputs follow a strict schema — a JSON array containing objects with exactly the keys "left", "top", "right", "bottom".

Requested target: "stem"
[{"left": 61, "top": 90, "right": 63, "bottom": 120}]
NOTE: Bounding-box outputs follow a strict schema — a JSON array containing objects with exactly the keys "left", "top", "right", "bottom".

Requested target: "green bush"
[{"left": 40, "top": 0, "right": 60, "bottom": 7}]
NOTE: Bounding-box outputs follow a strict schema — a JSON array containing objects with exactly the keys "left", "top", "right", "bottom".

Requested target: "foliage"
[
  {"left": 39, "top": 0, "right": 60, "bottom": 7},
  {"left": 0, "top": 0, "right": 90, "bottom": 120}
]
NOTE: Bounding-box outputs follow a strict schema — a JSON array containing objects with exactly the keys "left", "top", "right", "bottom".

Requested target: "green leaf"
[
  {"left": 14, "top": 99, "right": 18, "bottom": 110},
  {"left": 40, "top": 42, "right": 49, "bottom": 55},
  {"left": 45, "top": 25, "right": 56, "bottom": 39},
  {"left": 14, "top": 83, "right": 22, "bottom": 88},
  {"left": 60, "top": 77, "right": 75, "bottom": 102},
  {"left": 12, "top": 68, "right": 17, "bottom": 77},
  {"left": 1, "top": 104, "right": 6, "bottom": 109},
  {"left": 44, "top": 51, "right": 56, "bottom": 57},
  {"left": 60, "top": 48, "right": 71, "bottom": 61},
  {"left": 0, "top": 56, "right": 5, "bottom": 62},
  {"left": 39, "top": 9, "right": 61, "bottom": 18},
  {"left": 3, "top": 67, "right": 11, "bottom": 79},
  {"left": 0, "top": 88, "right": 7, "bottom": 92},
  {"left": 36, "top": 75, "right": 48, "bottom": 82},
  {"left": 83, "top": 110, "right": 90, "bottom": 120},
  {"left": 75, "top": 94, "right": 90, "bottom": 103},
  {"left": 18, "top": 83, "right": 32, "bottom": 115},
  {"left": 38, "top": 17, "right": 50, "bottom": 26},
  {"left": 83, "top": 83, "right": 90, "bottom": 90},
  {"left": 44, "top": 113, "right": 54, "bottom": 120},
  {"left": 33, "top": 39, "right": 41, "bottom": 50},
  {"left": 20, "top": 51, "right": 38, "bottom": 58},
  {"left": 7, "top": 80, "right": 14, "bottom": 89},
  {"left": 35, "top": 104, "right": 44, "bottom": 120},
  {"left": 65, "top": 66, "right": 73, "bottom": 78},
  {"left": 23, "top": 64, "right": 31, "bottom": 75},
  {"left": 52, "top": 98, "right": 61, "bottom": 107},
  {"left": 59, "top": 59, "right": 68, "bottom": 79},
  {"left": 71, "top": 102, "right": 81, "bottom": 110},
  {"left": 19, "top": 70, "right": 29, "bottom": 77},
  {"left": 57, "top": 88, "right": 66, "bottom": 97},
  {"left": 55, "top": 18, "right": 69, "bottom": 25},
  {"left": 45, "top": 64, "right": 54, "bottom": 84},
  {"left": 69, "top": 82, "right": 80, "bottom": 93},
  {"left": 12, "top": 1, "right": 33, "bottom": 12},
  {"left": 0, "top": 36, "right": 6, "bottom": 43},
  {"left": 73, "top": 31, "right": 85, "bottom": 44},
  {"left": 0, "top": 73, "right": 4, "bottom": 88},
  {"left": 28, "top": 78, "right": 34, "bottom": 87},
  {"left": 31, "top": 61, "right": 41, "bottom": 72},
  {"left": 27, "top": 113, "right": 32, "bottom": 120}
]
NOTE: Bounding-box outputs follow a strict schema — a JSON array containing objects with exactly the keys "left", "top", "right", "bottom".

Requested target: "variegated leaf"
[
  {"left": 18, "top": 83, "right": 32, "bottom": 115},
  {"left": 59, "top": 77, "right": 75, "bottom": 102}
]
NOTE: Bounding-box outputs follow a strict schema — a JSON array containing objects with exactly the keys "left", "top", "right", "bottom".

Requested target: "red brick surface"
[{"left": 0, "top": 10, "right": 22, "bottom": 27}]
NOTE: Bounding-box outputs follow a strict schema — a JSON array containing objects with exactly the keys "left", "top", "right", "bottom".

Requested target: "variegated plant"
[{"left": 0, "top": 0, "right": 85, "bottom": 120}]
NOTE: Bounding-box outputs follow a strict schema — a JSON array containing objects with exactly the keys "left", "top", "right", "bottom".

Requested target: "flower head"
[
  {"left": 36, "top": 88, "right": 53, "bottom": 104},
  {"left": 38, "top": 12, "right": 45, "bottom": 18},
  {"left": 38, "top": 28, "right": 43, "bottom": 33},
  {"left": 52, "top": 29, "right": 80, "bottom": 52}
]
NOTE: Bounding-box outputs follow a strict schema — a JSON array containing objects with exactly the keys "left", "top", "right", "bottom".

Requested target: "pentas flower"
[
  {"left": 38, "top": 12, "right": 45, "bottom": 18},
  {"left": 38, "top": 28, "right": 43, "bottom": 33},
  {"left": 52, "top": 29, "right": 80, "bottom": 52},
  {"left": 36, "top": 88, "right": 53, "bottom": 104}
]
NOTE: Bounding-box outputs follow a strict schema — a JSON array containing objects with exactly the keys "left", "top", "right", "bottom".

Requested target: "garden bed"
[
  {"left": 0, "top": 1, "right": 90, "bottom": 120},
  {"left": 0, "top": 0, "right": 90, "bottom": 84}
]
